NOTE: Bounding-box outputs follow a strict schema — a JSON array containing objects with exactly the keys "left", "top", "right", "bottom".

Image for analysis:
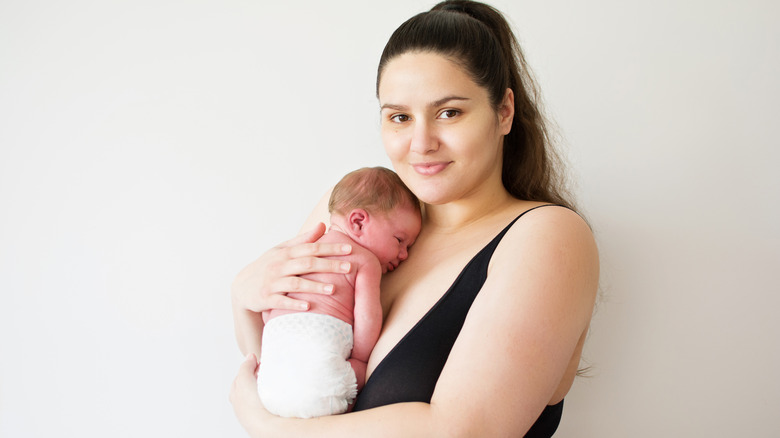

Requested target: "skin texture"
[{"left": 230, "top": 52, "right": 599, "bottom": 437}]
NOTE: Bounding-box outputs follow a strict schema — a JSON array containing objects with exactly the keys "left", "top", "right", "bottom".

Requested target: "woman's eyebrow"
[
  {"left": 380, "top": 103, "right": 407, "bottom": 111},
  {"left": 380, "top": 96, "right": 470, "bottom": 111},
  {"left": 431, "top": 96, "right": 469, "bottom": 107}
]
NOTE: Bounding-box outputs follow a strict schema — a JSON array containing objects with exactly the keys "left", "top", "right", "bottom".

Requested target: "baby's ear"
[{"left": 347, "top": 209, "right": 369, "bottom": 235}]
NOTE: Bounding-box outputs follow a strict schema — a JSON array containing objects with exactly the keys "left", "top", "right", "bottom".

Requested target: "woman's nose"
[{"left": 409, "top": 120, "right": 438, "bottom": 154}]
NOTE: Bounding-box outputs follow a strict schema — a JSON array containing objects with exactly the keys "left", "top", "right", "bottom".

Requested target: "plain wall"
[{"left": 1, "top": 0, "right": 778, "bottom": 436}]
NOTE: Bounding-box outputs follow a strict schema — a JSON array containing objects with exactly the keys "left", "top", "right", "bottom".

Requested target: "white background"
[{"left": 1, "top": 0, "right": 778, "bottom": 436}]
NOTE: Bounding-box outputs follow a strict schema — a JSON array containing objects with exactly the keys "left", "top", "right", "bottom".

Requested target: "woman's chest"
[{"left": 365, "top": 235, "right": 489, "bottom": 379}]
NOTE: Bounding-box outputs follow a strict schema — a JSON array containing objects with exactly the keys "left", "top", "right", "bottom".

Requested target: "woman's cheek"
[{"left": 382, "top": 132, "right": 407, "bottom": 163}]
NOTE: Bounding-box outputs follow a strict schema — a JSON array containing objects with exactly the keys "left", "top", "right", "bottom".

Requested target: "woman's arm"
[
  {"left": 231, "top": 207, "right": 598, "bottom": 437},
  {"left": 429, "top": 206, "right": 599, "bottom": 436},
  {"left": 231, "top": 355, "right": 436, "bottom": 438}
]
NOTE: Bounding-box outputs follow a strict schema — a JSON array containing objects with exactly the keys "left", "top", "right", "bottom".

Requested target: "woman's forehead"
[{"left": 378, "top": 52, "right": 484, "bottom": 105}]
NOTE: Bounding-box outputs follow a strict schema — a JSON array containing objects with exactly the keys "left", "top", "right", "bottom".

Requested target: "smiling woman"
[{"left": 229, "top": 1, "right": 598, "bottom": 437}]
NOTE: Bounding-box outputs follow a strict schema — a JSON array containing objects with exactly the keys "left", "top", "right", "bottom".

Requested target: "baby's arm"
[{"left": 349, "top": 259, "right": 383, "bottom": 390}]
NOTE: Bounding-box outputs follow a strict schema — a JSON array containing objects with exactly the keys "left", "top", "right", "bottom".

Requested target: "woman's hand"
[
  {"left": 230, "top": 354, "right": 273, "bottom": 435},
  {"left": 231, "top": 222, "right": 353, "bottom": 313}
]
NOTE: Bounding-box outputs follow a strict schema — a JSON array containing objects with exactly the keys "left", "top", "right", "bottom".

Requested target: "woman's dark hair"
[{"left": 377, "top": 0, "right": 573, "bottom": 210}]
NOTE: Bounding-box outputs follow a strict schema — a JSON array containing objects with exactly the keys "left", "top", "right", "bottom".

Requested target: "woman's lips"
[{"left": 412, "top": 161, "right": 451, "bottom": 176}]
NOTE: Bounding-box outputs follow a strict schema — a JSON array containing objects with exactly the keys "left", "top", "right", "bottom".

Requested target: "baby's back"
[{"left": 264, "top": 231, "right": 376, "bottom": 326}]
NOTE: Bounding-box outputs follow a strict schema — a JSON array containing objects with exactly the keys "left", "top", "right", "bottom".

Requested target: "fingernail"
[
  {"left": 299, "top": 302, "right": 309, "bottom": 311},
  {"left": 340, "top": 262, "right": 351, "bottom": 273},
  {"left": 324, "top": 284, "right": 334, "bottom": 294},
  {"left": 341, "top": 244, "right": 352, "bottom": 253}
]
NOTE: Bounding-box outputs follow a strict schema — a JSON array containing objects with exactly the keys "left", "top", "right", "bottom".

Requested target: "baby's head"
[{"left": 329, "top": 167, "right": 421, "bottom": 273}]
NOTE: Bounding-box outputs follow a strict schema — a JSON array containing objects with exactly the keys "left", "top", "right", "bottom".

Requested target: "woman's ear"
[
  {"left": 498, "top": 88, "right": 515, "bottom": 135},
  {"left": 347, "top": 209, "right": 369, "bottom": 236}
]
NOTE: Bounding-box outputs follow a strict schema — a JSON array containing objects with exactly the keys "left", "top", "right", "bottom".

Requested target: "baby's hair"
[{"left": 329, "top": 167, "right": 420, "bottom": 216}]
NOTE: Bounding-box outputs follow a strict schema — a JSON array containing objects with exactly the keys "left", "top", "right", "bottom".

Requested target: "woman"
[{"left": 230, "top": 1, "right": 599, "bottom": 436}]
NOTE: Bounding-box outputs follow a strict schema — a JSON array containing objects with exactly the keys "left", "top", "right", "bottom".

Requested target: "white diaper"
[{"left": 258, "top": 312, "right": 357, "bottom": 418}]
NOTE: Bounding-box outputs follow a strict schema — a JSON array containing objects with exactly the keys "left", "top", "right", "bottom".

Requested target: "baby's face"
[{"left": 362, "top": 205, "right": 421, "bottom": 273}]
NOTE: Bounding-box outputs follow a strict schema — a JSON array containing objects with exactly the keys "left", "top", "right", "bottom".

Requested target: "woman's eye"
[
  {"left": 439, "top": 109, "right": 460, "bottom": 119},
  {"left": 390, "top": 114, "right": 410, "bottom": 123}
]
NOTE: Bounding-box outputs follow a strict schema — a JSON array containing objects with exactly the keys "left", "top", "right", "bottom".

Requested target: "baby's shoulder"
[{"left": 349, "top": 244, "right": 382, "bottom": 271}]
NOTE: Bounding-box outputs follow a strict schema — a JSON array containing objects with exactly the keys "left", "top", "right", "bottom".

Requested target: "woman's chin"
[
  {"left": 397, "top": 171, "right": 462, "bottom": 205},
  {"left": 412, "top": 190, "right": 454, "bottom": 206}
]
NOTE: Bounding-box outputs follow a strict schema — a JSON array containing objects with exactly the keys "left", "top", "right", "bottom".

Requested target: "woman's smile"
[{"left": 411, "top": 161, "right": 452, "bottom": 176}]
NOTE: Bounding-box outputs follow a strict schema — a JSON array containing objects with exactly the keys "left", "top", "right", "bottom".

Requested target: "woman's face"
[{"left": 378, "top": 52, "right": 513, "bottom": 206}]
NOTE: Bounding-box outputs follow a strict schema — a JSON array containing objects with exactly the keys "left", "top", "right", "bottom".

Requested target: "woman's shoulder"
[
  {"left": 490, "top": 201, "right": 598, "bottom": 286},
  {"left": 505, "top": 202, "right": 592, "bottom": 241}
]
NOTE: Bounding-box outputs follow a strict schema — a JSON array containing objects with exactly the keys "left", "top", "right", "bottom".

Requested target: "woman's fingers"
[
  {"left": 275, "top": 226, "right": 353, "bottom": 277},
  {"left": 232, "top": 224, "right": 354, "bottom": 314},
  {"left": 269, "top": 293, "right": 313, "bottom": 312},
  {"left": 242, "top": 353, "right": 259, "bottom": 374},
  {"left": 277, "top": 253, "right": 352, "bottom": 278},
  {"left": 230, "top": 354, "right": 276, "bottom": 433},
  {"left": 273, "top": 274, "right": 337, "bottom": 295},
  {"left": 230, "top": 354, "right": 262, "bottom": 413},
  {"left": 230, "top": 354, "right": 257, "bottom": 401},
  {"left": 285, "top": 241, "right": 353, "bottom": 259}
]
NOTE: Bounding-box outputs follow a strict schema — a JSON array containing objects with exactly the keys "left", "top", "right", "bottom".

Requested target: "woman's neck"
[{"left": 422, "top": 187, "right": 517, "bottom": 234}]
